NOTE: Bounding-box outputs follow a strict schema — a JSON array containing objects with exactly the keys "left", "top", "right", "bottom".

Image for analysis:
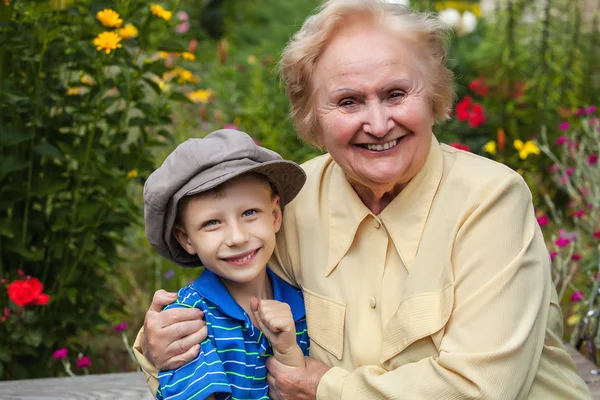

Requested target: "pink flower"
[
  {"left": 537, "top": 215, "right": 550, "bottom": 226},
  {"left": 556, "top": 136, "right": 569, "bottom": 145},
  {"left": 582, "top": 187, "right": 591, "bottom": 196},
  {"left": 589, "top": 154, "right": 598, "bottom": 165},
  {"left": 555, "top": 238, "right": 570, "bottom": 247},
  {"left": 571, "top": 290, "right": 585, "bottom": 302},
  {"left": 113, "top": 323, "right": 128, "bottom": 332},
  {"left": 560, "top": 176, "right": 568, "bottom": 184},
  {"left": 594, "top": 231, "right": 600, "bottom": 239},
  {"left": 549, "top": 164, "right": 560, "bottom": 173},
  {"left": 53, "top": 348, "right": 68, "bottom": 360},
  {"left": 550, "top": 251, "right": 558, "bottom": 260},
  {"left": 573, "top": 210, "right": 585, "bottom": 218},
  {"left": 224, "top": 124, "right": 238, "bottom": 130},
  {"left": 591, "top": 118, "right": 598, "bottom": 126},
  {"left": 76, "top": 356, "right": 91, "bottom": 369},
  {"left": 559, "top": 122, "right": 570, "bottom": 131},
  {"left": 565, "top": 167, "right": 574, "bottom": 175},
  {"left": 576, "top": 108, "right": 586, "bottom": 116},
  {"left": 587, "top": 106, "right": 597, "bottom": 114},
  {"left": 572, "top": 253, "right": 582, "bottom": 261},
  {"left": 175, "top": 21, "right": 189, "bottom": 34}
]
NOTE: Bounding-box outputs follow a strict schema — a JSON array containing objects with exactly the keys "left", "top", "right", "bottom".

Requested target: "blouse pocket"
[
  {"left": 381, "top": 283, "right": 454, "bottom": 363},
  {"left": 303, "top": 288, "right": 346, "bottom": 360}
]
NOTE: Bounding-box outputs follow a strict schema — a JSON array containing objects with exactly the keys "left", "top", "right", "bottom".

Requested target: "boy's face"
[{"left": 173, "top": 175, "right": 282, "bottom": 286}]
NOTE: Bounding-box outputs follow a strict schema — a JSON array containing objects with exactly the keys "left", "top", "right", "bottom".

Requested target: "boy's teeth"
[
  {"left": 365, "top": 139, "right": 398, "bottom": 151},
  {"left": 231, "top": 252, "right": 254, "bottom": 262}
]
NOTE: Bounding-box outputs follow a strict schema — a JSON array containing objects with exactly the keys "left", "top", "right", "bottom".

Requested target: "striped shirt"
[{"left": 156, "top": 267, "right": 310, "bottom": 400}]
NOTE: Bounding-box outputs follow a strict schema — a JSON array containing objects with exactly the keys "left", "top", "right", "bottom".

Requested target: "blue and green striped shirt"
[{"left": 156, "top": 267, "right": 310, "bottom": 400}]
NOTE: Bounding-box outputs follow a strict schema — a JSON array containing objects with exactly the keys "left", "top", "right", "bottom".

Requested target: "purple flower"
[
  {"left": 536, "top": 215, "right": 550, "bottom": 226},
  {"left": 76, "top": 356, "right": 91, "bottom": 369},
  {"left": 164, "top": 269, "right": 175, "bottom": 280},
  {"left": 571, "top": 290, "right": 585, "bottom": 302},
  {"left": 559, "top": 122, "right": 570, "bottom": 131},
  {"left": 555, "top": 238, "right": 570, "bottom": 247},
  {"left": 53, "top": 348, "right": 68, "bottom": 360},
  {"left": 113, "top": 323, "right": 128, "bottom": 332}
]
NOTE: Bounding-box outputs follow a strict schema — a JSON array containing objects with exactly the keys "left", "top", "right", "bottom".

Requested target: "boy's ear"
[
  {"left": 272, "top": 195, "right": 283, "bottom": 233},
  {"left": 172, "top": 225, "right": 197, "bottom": 255}
]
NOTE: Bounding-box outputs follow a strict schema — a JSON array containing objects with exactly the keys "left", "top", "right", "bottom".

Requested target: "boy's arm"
[
  {"left": 251, "top": 297, "right": 305, "bottom": 368},
  {"left": 156, "top": 289, "right": 231, "bottom": 400}
]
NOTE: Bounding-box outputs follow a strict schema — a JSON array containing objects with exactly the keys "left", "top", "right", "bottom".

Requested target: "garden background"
[{"left": 1, "top": 0, "right": 599, "bottom": 380}]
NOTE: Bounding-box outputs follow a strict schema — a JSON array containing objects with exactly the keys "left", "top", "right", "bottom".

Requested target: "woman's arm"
[
  {"left": 133, "top": 289, "right": 207, "bottom": 393},
  {"left": 267, "top": 173, "right": 585, "bottom": 399}
]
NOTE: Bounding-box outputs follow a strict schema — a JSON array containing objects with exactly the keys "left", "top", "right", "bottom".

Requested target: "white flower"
[
  {"left": 461, "top": 11, "right": 478, "bottom": 34},
  {"left": 385, "top": 0, "right": 409, "bottom": 5},
  {"left": 439, "top": 8, "right": 461, "bottom": 29}
]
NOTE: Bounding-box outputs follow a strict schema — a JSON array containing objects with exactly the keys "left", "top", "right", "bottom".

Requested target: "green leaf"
[
  {"left": 0, "top": 156, "right": 28, "bottom": 179},
  {"left": 169, "top": 91, "right": 194, "bottom": 104},
  {"left": 25, "top": 331, "right": 43, "bottom": 348},
  {"left": 142, "top": 77, "right": 162, "bottom": 95},
  {"left": 0, "top": 218, "right": 15, "bottom": 238},
  {"left": 32, "top": 177, "right": 70, "bottom": 197},
  {"left": 0, "top": 128, "right": 34, "bottom": 147},
  {"left": 33, "top": 143, "right": 65, "bottom": 161}
]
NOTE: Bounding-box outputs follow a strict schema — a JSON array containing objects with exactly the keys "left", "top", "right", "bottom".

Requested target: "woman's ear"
[
  {"left": 172, "top": 225, "right": 197, "bottom": 255},
  {"left": 271, "top": 195, "right": 283, "bottom": 233}
]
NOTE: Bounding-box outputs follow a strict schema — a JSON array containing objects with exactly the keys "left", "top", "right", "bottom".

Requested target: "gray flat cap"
[{"left": 144, "top": 129, "right": 306, "bottom": 268}]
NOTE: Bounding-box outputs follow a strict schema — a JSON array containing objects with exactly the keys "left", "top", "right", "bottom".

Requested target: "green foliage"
[{"left": 0, "top": 0, "right": 198, "bottom": 379}]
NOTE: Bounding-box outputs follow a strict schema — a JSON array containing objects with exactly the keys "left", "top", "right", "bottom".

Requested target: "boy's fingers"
[{"left": 250, "top": 296, "right": 260, "bottom": 312}]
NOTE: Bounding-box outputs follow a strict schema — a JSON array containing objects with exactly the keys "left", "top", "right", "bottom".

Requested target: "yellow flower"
[
  {"left": 118, "top": 24, "right": 138, "bottom": 39},
  {"left": 66, "top": 87, "right": 83, "bottom": 95},
  {"left": 3, "top": 0, "right": 11, "bottom": 6},
  {"left": 566, "top": 314, "right": 580, "bottom": 326},
  {"left": 127, "top": 169, "right": 138, "bottom": 178},
  {"left": 513, "top": 139, "right": 540, "bottom": 160},
  {"left": 150, "top": 4, "right": 172, "bottom": 21},
  {"left": 158, "top": 51, "right": 170, "bottom": 59},
  {"left": 93, "top": 31, "right": 122, "bottom": 54},
  {"left": 483, "top": 140, "right": 496, "bottom": 155},
  {"left": 181, "top": 52, "right": 196, "bottom": 61},
  {"left": 80, "top": 74, "right": 95, "bottom": 85},
  {"left": 96, "top": 9, "right": 123, "bottom": 28},
  {"left": 174, "top": 67, "right": 199, "bottom": 84},
  {"left": 247, "top": 55, "right": 257, "bottom": 65},
  {"left": 187, "top": 89, "right": 213, "bottom": 103}
]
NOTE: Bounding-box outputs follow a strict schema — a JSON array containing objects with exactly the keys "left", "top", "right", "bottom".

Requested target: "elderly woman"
[{"left": 133, "top": 0, "right": 593, "bottom": 398}]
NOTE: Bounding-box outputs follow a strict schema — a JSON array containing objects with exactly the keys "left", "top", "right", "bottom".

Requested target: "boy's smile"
[{"left": 173, "top": 174, "right": 282, "bottom": 293}]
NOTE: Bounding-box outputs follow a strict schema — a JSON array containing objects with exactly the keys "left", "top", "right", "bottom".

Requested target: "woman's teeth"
[{"left": 364, "top": 138, "right": 399, "bottom": 151}]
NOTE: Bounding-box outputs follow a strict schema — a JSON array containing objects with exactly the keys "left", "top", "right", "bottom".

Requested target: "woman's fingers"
[
  {"left": 149, "top": 289, "right": 178, "bottom": 312},
  {"left": 163, "top": 343, "right": 201, "bottom": 371}
]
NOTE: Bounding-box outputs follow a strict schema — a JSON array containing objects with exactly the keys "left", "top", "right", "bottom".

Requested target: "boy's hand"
[{"left": 251, "top": 297, "right": 305, "bottom": 368}]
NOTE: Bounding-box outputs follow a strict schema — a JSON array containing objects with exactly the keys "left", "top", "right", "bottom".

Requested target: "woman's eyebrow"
[{"left": 381, "top": 79, "right": 411, "bottom": 91}]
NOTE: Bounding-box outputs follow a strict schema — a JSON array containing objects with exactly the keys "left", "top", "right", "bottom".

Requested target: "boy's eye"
[
  {"left": 242, "top": 209, "right": 257, "bottom": 217},
  {"left": 202, "top": 220, "right": 219, "bottom": 228}
]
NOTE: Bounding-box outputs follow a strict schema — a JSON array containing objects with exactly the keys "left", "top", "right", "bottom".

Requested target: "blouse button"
[
  {"left": 373, "top": 219, "right": 381, "bottom": 229},
  {"left": 369, "top": 296, "right": 377, "bottom": 309}
]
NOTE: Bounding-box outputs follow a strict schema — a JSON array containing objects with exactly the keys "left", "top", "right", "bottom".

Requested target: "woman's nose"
[{"left": 363, "top": 103, "right": 394, "bottom": 137}]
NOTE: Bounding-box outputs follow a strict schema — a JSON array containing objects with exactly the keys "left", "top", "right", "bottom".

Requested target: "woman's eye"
[
  {"left": 339, "top": 98, "right": 356, "bottom": 107},
  {"left": 388, "top": 91, "right": 406, "bottom": 100},
  {"left": 242, "top": 209, "right": 257, "bottom": 217}
]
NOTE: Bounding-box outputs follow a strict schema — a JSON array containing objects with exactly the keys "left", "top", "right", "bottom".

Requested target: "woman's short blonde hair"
[{"left": 280, "top": 0, "right": 455, "bottom": 146}]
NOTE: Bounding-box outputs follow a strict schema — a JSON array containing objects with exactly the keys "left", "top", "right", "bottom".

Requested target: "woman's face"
[{"left": 313, "top": 21, "right": 434, "bottom": 195}]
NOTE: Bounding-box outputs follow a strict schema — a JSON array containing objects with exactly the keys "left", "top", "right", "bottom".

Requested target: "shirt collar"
[
  {"left": 326, "top": 134, "right": 443, "bottom": 275},
  {"left": 192, "top": 267, "right": 306, "bottom": 322}
]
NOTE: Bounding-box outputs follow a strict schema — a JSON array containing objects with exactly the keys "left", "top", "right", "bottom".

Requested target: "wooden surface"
[
  {"left": 0, "top": 371, "right": 153, "bottom": 399},
  {"left": 0, "top": 345, "right": 598, "bottom": 399}
]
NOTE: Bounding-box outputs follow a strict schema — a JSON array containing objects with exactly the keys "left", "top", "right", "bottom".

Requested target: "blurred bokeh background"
[{"left": 1, "top": 0, "right": 599, "bottom": 379}]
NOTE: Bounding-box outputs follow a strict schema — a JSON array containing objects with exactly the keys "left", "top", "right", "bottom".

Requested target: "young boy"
[{"left": 143, "top": 129, "right": 309, "bottom": 400}]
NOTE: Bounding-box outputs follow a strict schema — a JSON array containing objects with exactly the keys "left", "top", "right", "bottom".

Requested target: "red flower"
[
  {"left": 456, "top": 96, "right": 472, "bottom": 121},
  {"left": 468, "top": 77, "right": 488, "bottom": 96},
  {"left": 589, "top": 154, "right": 598, "bottom": 165},
  {"left": 76, "top": 355, "right": 91, "bottom": 369},
  {"left": 7, "top": 278, "right": 50, "bottom": 307},
  {"left": 455, "top": 97, "right": 486, "bottom": 128},
  {"left": 550, "top": 252, "right": 558, "bottom": 260},
  {"left": 572, "top": 210, "right": 585, "bottom": 218},
  {"left": 594, "top": 231, "right": 600, "bottom": 239},
  {"left": 571, "top": 253, "right": 582, "bottom": 261},
  {"left": 555, "top": 238, "right": 570, "bottom": 247},
  {"left": 449, "top": 142, "right": 471, "bottom": 152}
]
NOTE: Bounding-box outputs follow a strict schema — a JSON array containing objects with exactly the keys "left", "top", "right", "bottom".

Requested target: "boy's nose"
[{"left": 226, "top": 222, "right": 249, "bottom": 246}]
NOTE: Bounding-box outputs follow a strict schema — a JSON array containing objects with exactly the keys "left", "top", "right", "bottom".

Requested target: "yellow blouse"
[{"left": 269, "top": 136, "right": 592, "bottom": 399}]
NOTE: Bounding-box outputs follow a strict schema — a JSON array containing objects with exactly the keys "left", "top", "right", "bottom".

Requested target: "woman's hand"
[
  {"left": 143, "top": 289, "right": 206, "bottom": 370},
  {"left": 266, "top": 355, "right": 330, "bottom": 400}
]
